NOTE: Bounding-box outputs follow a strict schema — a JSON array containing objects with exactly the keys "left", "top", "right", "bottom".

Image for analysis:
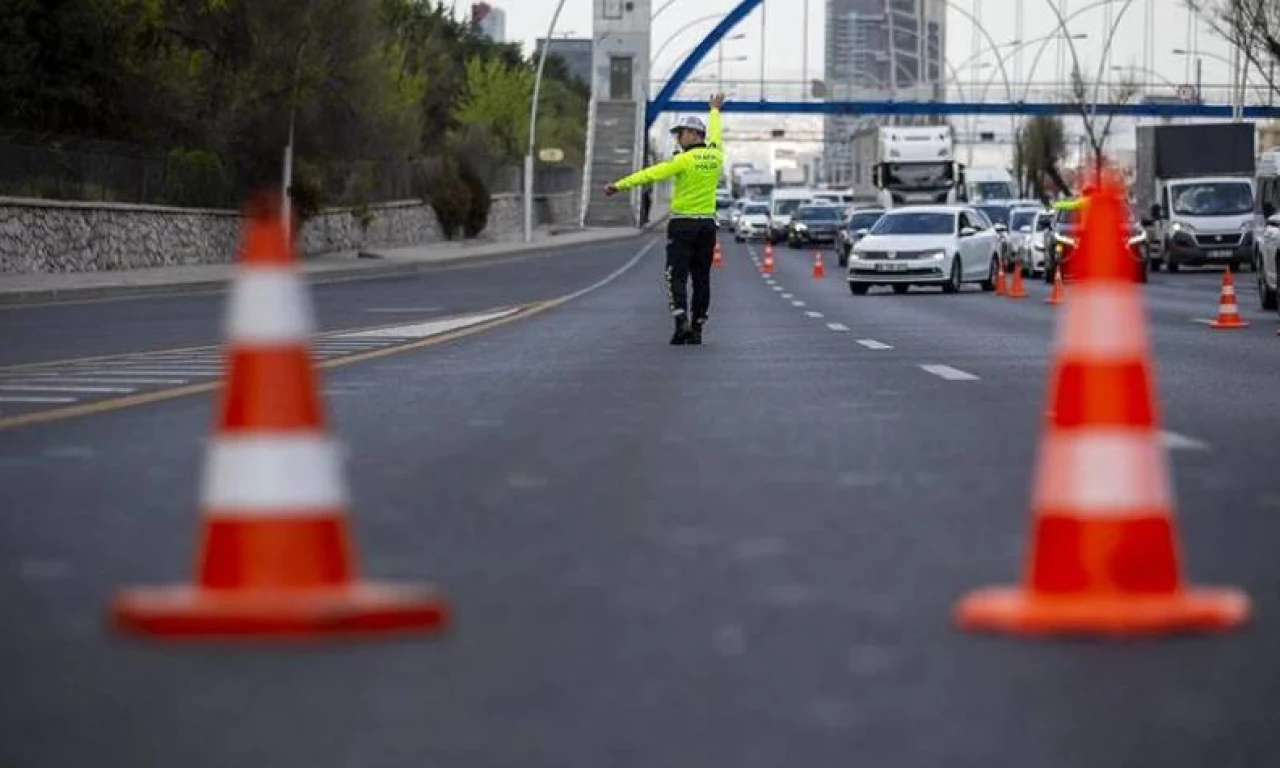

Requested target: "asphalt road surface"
[{"left": 3, "top": 233, "right": 1279, "bottom": 767}]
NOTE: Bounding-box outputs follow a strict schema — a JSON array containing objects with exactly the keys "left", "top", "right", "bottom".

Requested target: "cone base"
[
  {"left": 112, "top": 582, "right": 448, "bottom": 640},
  {"left": 1210, "top": 319, "right": 1249, "bottom": 329},
  {"left": 955, "top": 585, "right": 1249, "bottom": 637},
  {"left": 1008, "top": 292, "right": 1027, "bottom": 300}
]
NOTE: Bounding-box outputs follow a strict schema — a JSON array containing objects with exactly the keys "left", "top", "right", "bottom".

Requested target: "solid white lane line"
[
  {"left": 363, "top": 307, "right": 443, "bottom": 313},
  {"left": 827, "top": 323, "right": 850, "bottom": 332},
  {"left": 55, "top": 370, "right": 220, "bottom": 377},
  {"left": 0, "top": 384, "right": 137, "bottom": 393},
  {"left": 0, "top": 377, "right": 188, "bottom": 385},
  {"left": 0, "top": 396, "right": 78, "bottom": 404},
  {"left": 805, "top": 311, "right": 824, "bottom": 318},
  {"left": 1161, "top": 431, "right": 1211, "bottom": 451},
  {"left": 791, "top": 300, "right": 807, "bottom": 307},
  {"left": 920, "top": 364, "right": 979, "bottom": 381},
  {"left": 855, "top": 339, "right": 893, "bottom": 350}
]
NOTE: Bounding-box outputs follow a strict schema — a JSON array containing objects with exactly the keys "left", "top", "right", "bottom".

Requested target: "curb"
[{"left": 0, "top": 228, "right": 655, "bottom": 307}]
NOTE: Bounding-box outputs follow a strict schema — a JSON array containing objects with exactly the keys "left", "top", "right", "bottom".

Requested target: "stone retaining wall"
[{"left": 0, "top": 191, "right": 581, "bottom": 274}]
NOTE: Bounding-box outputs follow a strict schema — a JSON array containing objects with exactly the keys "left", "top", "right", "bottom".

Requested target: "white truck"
[
  {"left": 1135, "top": 122, "right": 1257, "bottom": 273},
  {"left": 871, "top": 125, "right": 965, "bottom": 209},
  {"left": 963, "top": 166, "right": 1017, "bottom": 202}
]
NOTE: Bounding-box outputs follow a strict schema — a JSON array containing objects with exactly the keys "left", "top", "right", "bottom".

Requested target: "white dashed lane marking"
[
  {"left": 1161, "top": 431, "right": 1210, "bottom": 451},
  {"left": 791, "top": 300, "right": 807, "bottom": 307},
  {"left": 0, "top": 396, "right": 77, "bottom": 404},
  {"left": 781, "top": 293, "right": 793, "bottom": 299},
  {"left": 920, "top": 364, "right": 979, "bottom": 381},
  {"left": 805, "top": 311, "right": 824, "bottom": 319},
  {"left": 827, "top": 323, "right": 850, "bottom": 332},
  {"left": 855, "top": 339, "right": 893, "bottom": 350},
  {"left": 0, "top": 384, "right": 138, "bottom": 393}
]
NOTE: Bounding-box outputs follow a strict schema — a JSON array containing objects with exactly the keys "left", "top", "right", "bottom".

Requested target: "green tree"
[
  {"left": 1017, "top": 116, "right": 1070, "bottom": 199},
  {"left": 452, "top": 55, "right": 533, "bottom": 163}
]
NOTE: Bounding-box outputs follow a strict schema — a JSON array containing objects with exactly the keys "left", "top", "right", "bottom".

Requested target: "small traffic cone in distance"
[
  {"left": 763, "top": 242, "right": 775, "bottom": 274},
  {"left": 813, "top": 250, "right": 826, "bottom": 279},
  {"left": 1209, "top": 266, "right": 1249, "bottom": 329},
  {"left": 1008, "top": 262, "right": 1028, "bottom": 299},
  {"left": 954, "top": 170, "right": 1249, "bottom": 636},
  {"left": 713, "top": 240, "right": 723, "bottom": 268},
  {"left": 111, "top": 190, "right": 448, "bottom": 640},
  {"left": 994, "top": 261, "right": 1008, "bottom": 296},
  {"left": 1046, "top": 268, "right": 1065, "bottom": 305}
]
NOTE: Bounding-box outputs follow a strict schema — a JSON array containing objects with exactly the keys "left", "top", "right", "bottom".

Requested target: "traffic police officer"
[{"left": 606, "top": 94, "right": 726, "bottom": 345}]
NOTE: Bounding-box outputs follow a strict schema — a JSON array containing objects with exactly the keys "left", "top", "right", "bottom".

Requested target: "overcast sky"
[{"left": 493, "top": 0, "right": 1244, "bottom": 93}]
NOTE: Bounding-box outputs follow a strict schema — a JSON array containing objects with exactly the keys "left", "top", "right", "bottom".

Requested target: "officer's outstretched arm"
[
  {"left": 708, "top": 93, "right": 725, "bottom": 149},
  {"left": 612, "top": 154, "right": 691, "bottom": 192}
]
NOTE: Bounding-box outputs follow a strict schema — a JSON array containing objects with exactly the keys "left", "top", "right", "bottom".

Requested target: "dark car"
[
  {"left": 972, "top": 202, "right": 1014, "bottom": 265},
  {"left": 838, "top": 208, "right": 886, "bottom": 266},
  {"left": 1043, "top": 203, "right": 1150, "bottom": 284},
  {"left": 787, "top": 204, "right": 843, "bottom": 249}
]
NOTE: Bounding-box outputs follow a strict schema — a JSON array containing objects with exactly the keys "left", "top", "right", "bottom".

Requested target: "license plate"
[
  {"left": 1210, "top": 249, "right": 1233, "bottom": 258},
  {"left": 876, "top": 262, "right": 909, "bottom": 272}
]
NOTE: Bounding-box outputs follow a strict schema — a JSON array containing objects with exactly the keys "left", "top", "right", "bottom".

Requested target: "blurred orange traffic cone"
[
  {"left": 812, "top": 250, "right": 825, "bottom": 279},
  {"left": 112, "top": 191, "right": 449, "bottom": 640},
  {"left": 994, "top": 262, "right": 1008, "bottom": 296},
  {"left": 954, "top": 172, "right": 1249, "bottom": 636},
  {"left": 1007, "top": 262, "right": 1028, "bottom": 299},
  {"left": 1209, "top": 267, "right": 1248, "bottom": 329},
  {"left": 713, "top": 240, "right": 723, "bottom": 268},
  {"left": 1046, "top": 268, "right": 1065, "bottom": 305},
  {"left": 763, "top": 242, "right": 775, "bottom": 274}
]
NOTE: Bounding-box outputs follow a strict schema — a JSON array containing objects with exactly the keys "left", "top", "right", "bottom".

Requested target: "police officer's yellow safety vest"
[{"left": 614, "top": 109, "right": 724, "bottom": 217}]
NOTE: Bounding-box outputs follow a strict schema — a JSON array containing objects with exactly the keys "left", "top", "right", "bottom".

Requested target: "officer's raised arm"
[{"left": 708, "top": 93, "right": 725, "bottom": 149}]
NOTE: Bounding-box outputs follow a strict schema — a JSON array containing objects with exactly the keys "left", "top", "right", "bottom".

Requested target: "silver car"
[{"left": 1008, "top": 206, "right": 1052, "bottom": 276}]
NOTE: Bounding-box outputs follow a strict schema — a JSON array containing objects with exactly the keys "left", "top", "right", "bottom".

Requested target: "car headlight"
[
  {"left": 1054, "top": 234, "right": 1076, "bottom": 247},
  {"left": 1170, "top": 221, "right": 1195, "bottom": 233},
  {"left": 1033, "top": 241, "right": 1045, "bottom": 251},
  {"left": 849, "top": 250, "right": 864, "bottom": 261},
  {"left": 923, "top": 250, "right": 946, "bottom": 261},
  {"left": 1127, "top": 233, "right": 1147, "bottom": 246},
  {"left": 795, "top": 223, "right": 809, "bottom": 232},
  {"left": 1239, "top": 221, "right": 1253, "bottom": 232}
]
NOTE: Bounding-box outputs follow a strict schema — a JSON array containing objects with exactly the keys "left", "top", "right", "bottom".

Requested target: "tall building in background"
[
  {"left": 534, "top": 38, "right": 594, "bottom": 88},
  {"left": 471, "top": 2, "right": 506, "bottom": 41},
  {"left": 823, "top": 0, "right": 946, "bottom": 187}
]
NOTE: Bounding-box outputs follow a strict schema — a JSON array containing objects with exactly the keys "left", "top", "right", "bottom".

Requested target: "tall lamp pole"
[{"left": 525, "top": 0, "right": 569, "bottom": 243}]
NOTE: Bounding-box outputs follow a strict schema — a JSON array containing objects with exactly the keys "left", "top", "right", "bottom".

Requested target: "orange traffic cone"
[
  {"left": 1209, "top": 267, "right": 1249, "bottom": 329},
  {"left": 713, "top": 240, "right": 723, "bottom": 268},
  {"left": 1007, "top": 262, "right": 1028, "bottom": 299},
  {"left": 111, "top": 191, "right": 449, "bottom": 640},
  {"left": 763, "top": 242, "right": 775, "bottom": 274},
  {"left": 812, "top": 250, "right": 825, "bottom": 279},
  {"left": 994, "top": 262, "right": 1008, "bottom": 296},
  {"left": 1046, "top": 268, "right": 1065, "bottom": 305},
  {"left": 954, "top": 172, "right": 1249, "bottom": 636}
]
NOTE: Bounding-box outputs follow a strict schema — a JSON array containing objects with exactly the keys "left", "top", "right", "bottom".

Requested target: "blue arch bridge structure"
[{"left": 648, "top": 0, "right": 1280, "bottom": 130}]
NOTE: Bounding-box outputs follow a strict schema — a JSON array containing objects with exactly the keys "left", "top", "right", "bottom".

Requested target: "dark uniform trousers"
[{"left": 666, "top": 217, "right": 718, "bottom": 321}]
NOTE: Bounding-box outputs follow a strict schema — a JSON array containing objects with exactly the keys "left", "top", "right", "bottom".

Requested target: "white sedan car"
[
  {"left": 734, "top": 201, "right": 772, "bottom": 242},
  {"left": 847, "top": 206, "right": 1005, "bottom": 295}
]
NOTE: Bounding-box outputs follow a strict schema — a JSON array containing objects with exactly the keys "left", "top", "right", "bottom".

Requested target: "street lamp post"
[{"left": 524, "top": 0, "right": 569, "bottom": 244}]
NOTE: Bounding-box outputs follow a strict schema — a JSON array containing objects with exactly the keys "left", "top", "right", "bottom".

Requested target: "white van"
[
  {"left": 1252, "top": 148, "right": 1280, "bottom": 311},
  {"left": 964, "top": 167, "right": 1017, "bottom": 203},
  {"left": 768, "top": 188, "right": 815, "bottom": 244}
]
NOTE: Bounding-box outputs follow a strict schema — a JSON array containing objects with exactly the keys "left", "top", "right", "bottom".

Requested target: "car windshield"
[
  {"left": 846, "top": 211, "right": 884, "bottom": 230},
  {"left": 970, "top": 181, "right": 1014, "bottom": 200},
  {"left": 744, "top": 204, "right": 769, "bottom": 215},
  {"left": 716, "top": 197, "right": 733, "bottom": 209},
  {"left": 1055, "top": 206, "right": 1082, "bottom": 226},
  {"left": 1036, "top": 213, "right": 1054, "bottom": 230},
  {"left": 870, "top": 212, "right": 955, "bottom": 235},
  {"left": 975, "top": 206, "right": 1011, "bottom": 226},
  {"left": 1170, "top": 182, "right": 1253, "bottom": 216},
  {"left": 796, "top": 206, "right": 840, "bottom": 221},
  {"left": 1009, "top": 210, "right": 1038, "bottom": 230},
  {"left": 773, "top": 199, "right": 808, "bottom": 216}
]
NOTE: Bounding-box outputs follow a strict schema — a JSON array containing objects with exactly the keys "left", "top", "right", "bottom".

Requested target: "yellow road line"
[{"left": 0, "top": 302, "right": 553, "bottom": 431}]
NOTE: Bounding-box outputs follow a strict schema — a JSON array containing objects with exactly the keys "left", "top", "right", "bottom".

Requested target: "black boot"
[
  {"left": 670, "top": 315, "right": 690, "bottom": 345},
  {"left": 687, "top": 318, "right": 705, "bottom": 345}
]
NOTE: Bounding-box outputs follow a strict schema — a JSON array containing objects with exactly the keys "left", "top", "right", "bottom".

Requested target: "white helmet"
[{"left": 669, "top": 115, "right": 708, "bottom": 136}]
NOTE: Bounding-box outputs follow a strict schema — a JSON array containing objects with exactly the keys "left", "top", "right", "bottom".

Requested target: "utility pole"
[
  {"left": 760, "top": 2, "right": 767, "bottom": 101},
  {"left": 802, "top": 0, "right": 809, "bottom": 98},
  {"left": 524, "top": 0, "right": 568, "bottom": 244}
]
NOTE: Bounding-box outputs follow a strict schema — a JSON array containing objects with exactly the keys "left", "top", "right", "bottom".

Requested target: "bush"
[
  {"left": 457, "top": 159, "right": 490, "bottom": 237},
  {"left": 288, "top": 160, "right": 326, "bottom": 223},
  {"left": 426, "top": 157, "right": 472, "bottom": 240}
]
